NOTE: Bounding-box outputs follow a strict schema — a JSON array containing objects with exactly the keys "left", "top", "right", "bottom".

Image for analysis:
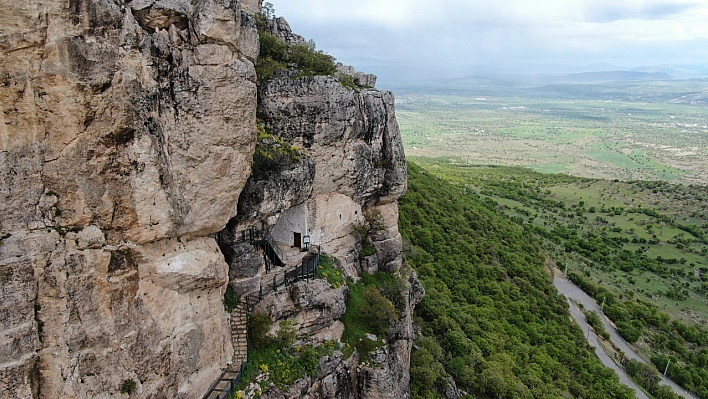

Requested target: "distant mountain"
[
  {"left": 631, "top": 64, "right": 708, "bottom": 78},
  {"left": 559, "top": 71, "right": 672, "bottom": 82}
]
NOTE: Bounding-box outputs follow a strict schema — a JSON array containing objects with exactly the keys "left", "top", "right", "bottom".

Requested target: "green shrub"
[
  {"left": 237, "top": 340, "right": 341, "bottom": 390},
  {"left": 120, "top": 379, "right": 137, "bottom": 395},
  {"left": 625, "top": 359, "right": 664, "bottom": 396},
  {"left": 288, "top": 42, "right": 336, "bottom": 77},
  {"left": 276, "top": 319, "right": 297, "bottom": 346},
  {"left": 316, "top": 254, "right": 344, "bottom": 288},
  {"left": 352, "top": 209, "right": 386, "bottom": 259},
  {"left": 616, "top": 321, "right": 642, "bottom": 343},
  {"left": 341, "top": 272, "right": 399, "bottom": 359},
  {"left": 255, "top": 23, "right": 336, "bottom": 82},
  {"left": 338, "top": 74, "right": 359, "bottom": 91},
  {"left": 583, "top": 310, "right": 610, "bottom": 341},
  {"left": 360, "top": 286, "right": 398, "bottom": 335},
  {"left": 359, "top": 244, "right": 376, "bottom": 258},
  {"left": 223, "top": 285, "right": 239, "bottom": 313},
  {"left": 251, "top": 125, "right": 301, "bottom": 181},
  {"left": 248, "top": 313, "right": 273, "bottom": 350},
  {"left": 378, "top": 278, "right": 406, "bottom": 312}
]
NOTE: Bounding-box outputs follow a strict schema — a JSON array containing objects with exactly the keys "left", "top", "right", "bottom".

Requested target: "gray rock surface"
[
  {"left": 235, "top": 151, "right": 315, "bottom": 226},
  {"left": 1, "top": 0, "right": 259, "bottom": 397},
  {"left": 258, "top": 76, "right": 407, "bottom": 207},
  {"left": 253, "top": 280, "right": 348, "bottom": 336},
  {"left": 225, "top": 242, "right": 263, "bottom": 278},
  {"left": 2, "top": 3, "right": 418, "bottom": 398},
  {"left": 264, "top": 17, "right": 306, "bottom": 46},
  {"left": 336, "top": 62, "right": 377, "bottom": 88}
]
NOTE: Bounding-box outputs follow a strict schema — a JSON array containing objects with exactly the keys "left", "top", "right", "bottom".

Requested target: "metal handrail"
[
  {"left": 263, "top": 230, "right": 285, "bottom": 264},
  {"left": 251, "top": 245, "right": 321, "bottom": 302},
  {"left": 218, "top": 246, "right": 323, "bottom": 399},
  {"left": 202, "top": 361, "right": 247, "bottom": 399},
  {"left": 236, "top": 227, "right": 262, "bottom": 244}
]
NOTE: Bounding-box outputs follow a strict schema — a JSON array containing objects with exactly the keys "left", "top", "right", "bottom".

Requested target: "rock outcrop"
[
  {"left": 335, "top": 63, "right": 377, "bottom": 89},
  {"left": 1, "top": 0, "right": 260, "bottom": 397},
  {"left": 2, "top": 1, "right": 418, "bottom": 398},
  {"left": 216, "top": 14, "right": 418, "bottom": 399}
]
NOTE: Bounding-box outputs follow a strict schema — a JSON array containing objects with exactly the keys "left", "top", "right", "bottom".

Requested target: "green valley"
[
  {"left": 396, "top": 77, "right": 708, "bottom": 399},
  {"left": 395, "top": 77, "right": 708, "bottom": 184},
  {"left": 402, "top": 157, "right": 708, "bottom": 398},
  {"left": 400, "top": 162, "right": 635, "bottom": 398}
]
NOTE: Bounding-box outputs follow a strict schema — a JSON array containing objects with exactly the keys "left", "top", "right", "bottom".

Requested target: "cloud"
[
  {"left": 583, "top": 1, "right": 699, "bottom": 22},
  {"left": 270, "top": 0, "right": 708, "bottom": 80}
]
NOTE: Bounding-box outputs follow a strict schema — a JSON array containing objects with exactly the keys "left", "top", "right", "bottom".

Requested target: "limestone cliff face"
[
  {"left": 254, "top": 76, "right": 407, "bottom": 270},
  {"left": 1, "top": 0, "right": 261, "bottom": 397},
  {"left": 219, "top": 17, "right": 419, "bottom": 399},
  {"left": 1, "top": 1, "right": 418, "bottom": 398}
]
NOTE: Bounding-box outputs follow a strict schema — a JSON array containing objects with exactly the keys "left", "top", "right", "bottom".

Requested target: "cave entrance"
[{"left": 293, "top": 232, "right": 302, "bottom": 248}]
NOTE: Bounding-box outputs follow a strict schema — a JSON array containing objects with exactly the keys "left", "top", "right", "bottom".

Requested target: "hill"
[
  {"left": 400, "top": 162, "right": 636, "bottom": 399},
  {"left": 559, "top": 71, "right": 673, "bottom": 82},
  {"left": 405, "top": 157, "right": 708, "bottom": 399}
]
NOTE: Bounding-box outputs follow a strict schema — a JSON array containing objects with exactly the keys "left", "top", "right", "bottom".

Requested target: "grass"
[
  {"left": 397, "top": 78, "right": 708, "bottom": 184},
  {"left": 585, "top": 150, "right": 645, "bottom": 170}
]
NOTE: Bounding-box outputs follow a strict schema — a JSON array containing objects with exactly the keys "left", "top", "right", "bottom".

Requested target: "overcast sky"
[{"left": 273, "top": 0, "right": 708, "bottom": 83}]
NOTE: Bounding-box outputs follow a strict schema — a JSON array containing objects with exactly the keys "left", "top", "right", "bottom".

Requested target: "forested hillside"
[{"left": 400, "top": 162, "right": 635, "bottom": 399}]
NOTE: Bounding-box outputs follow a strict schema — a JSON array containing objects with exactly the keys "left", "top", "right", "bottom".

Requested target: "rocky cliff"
[{"left": 0, "top": 1, "right": 418, "bottom": 398}]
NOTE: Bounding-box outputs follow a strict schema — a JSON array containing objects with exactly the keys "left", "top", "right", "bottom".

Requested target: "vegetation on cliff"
[
  {"left": 404, "top": 157, "right": 708, "bottom": 398},
  {"left": 251, "top": 123, "right": 303, "bottom": 181},
  {"left": 400, "top": 162, "right": 635, "bottom": 398},
  {"left": 255, "top": 5, "right": 337, "bottom": 82},
  {"left": 341, "top": 271, "right": 403, "bottom": 360}
]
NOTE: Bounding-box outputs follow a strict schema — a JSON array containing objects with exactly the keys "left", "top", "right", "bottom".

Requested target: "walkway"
[
  {"left": 204, "top": 228, "right": 321, "bottom": 399},
  {"left": 555, "top": 276, "right": 697, "bottom": 399}
]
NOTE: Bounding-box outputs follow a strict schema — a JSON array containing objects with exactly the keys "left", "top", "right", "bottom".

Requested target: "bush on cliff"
[
  {"left": 248, "top": 313, "right": 273, "bottom": 350},
  {"left": 255, "top": 6, "right": 336, "bottom": 82},
  {"left": 342, "top": 272, "right": 401, "bottom": 360},
  {"left": 251, "top": 124, "right": 302, "bottom": 181}
]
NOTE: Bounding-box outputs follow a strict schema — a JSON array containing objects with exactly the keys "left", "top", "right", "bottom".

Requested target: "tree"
[
  {"left": 359, "top": 285, "right": 398, "bottom": 335},
  {"left": 248, "top": 313, "right": 273, "bottom": 349},
  {"left": 351, "top": 209, "right": 386, "bottom": 246},
  {"left": 261, "top": 1, "right": 275, "bottom": 19}
]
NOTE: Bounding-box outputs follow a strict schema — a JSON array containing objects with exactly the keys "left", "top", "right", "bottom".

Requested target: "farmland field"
[{"left": 394, "top": 77, "right": 708, "bottom": 184}]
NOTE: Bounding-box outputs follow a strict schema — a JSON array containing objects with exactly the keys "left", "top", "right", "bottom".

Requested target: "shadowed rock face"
[{"left": 1, "top": 0, "right": 261, "bottom": 397}]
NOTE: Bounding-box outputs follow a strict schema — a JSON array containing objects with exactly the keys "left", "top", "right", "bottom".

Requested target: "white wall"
[{"left": 271, "top": 203, "right": 307, "bottom": 246}]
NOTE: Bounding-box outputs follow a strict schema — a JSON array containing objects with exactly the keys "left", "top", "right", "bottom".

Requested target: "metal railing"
[
  {"left": 247, "top": 246, "right": 320, "bottom": 304},
  {"left": 237, "top": 227, "right": 262, "bottom": 244},
  {"left": 204, "top": 247, "right": 322, "bottom": 399},
  {"left": 214, "top": 227, "right": 261, "bottom": 247},
  {"left": 262, "top": 230, "right": 285, "bottom": 267},
  {"left": 202, "top": 361, "right": 247, "bottom": 399}
]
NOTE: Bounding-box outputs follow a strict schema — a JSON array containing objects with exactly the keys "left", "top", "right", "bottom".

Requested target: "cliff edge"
[{"left": 0, "top": 1, "right": 418, "bottom": 398}]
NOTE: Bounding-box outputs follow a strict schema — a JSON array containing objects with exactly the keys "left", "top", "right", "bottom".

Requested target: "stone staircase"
[{"left": 230, "top": 298, "right": 249, "bottom": 365}]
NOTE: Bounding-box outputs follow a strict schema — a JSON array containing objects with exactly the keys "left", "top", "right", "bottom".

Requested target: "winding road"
[{"left": 554, "top": 276, "right": 697, "bottom": 399}]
